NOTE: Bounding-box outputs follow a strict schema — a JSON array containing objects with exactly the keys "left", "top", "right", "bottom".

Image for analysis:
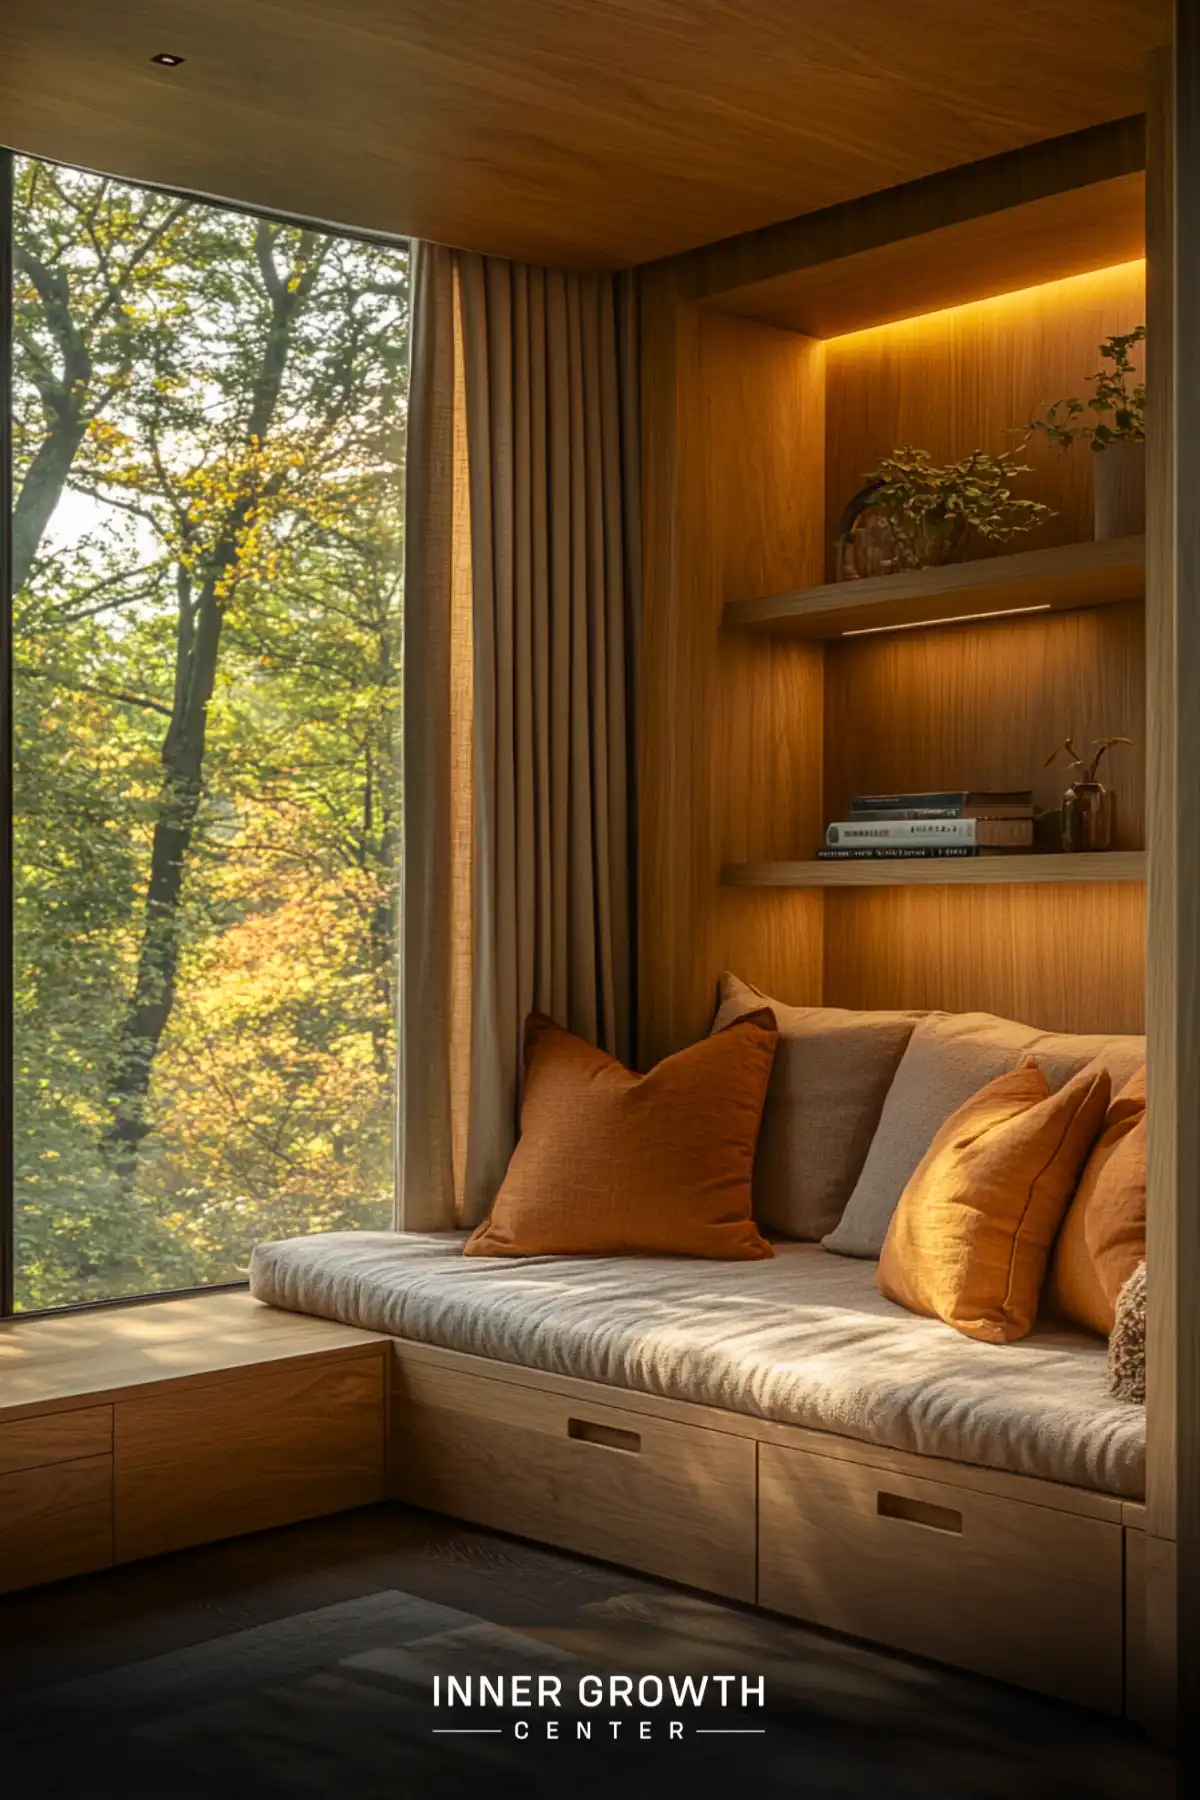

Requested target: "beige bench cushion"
[
  {"left": 712, "top": 974, "right": 923, "bottom": 1240},
  {"left": 823, "top": 1012, "right": 1146, "bottom": 1259},
  {"left": 250, "top": 1232, "right": 1144, "bottom": 1499}
]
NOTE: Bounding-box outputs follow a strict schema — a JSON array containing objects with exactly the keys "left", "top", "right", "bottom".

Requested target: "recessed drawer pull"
[
  {"left": 877, "top": 1491, "right": 963, "bottom": 1535},
  {"left": 568, "top": 1417, "right": 641, "bottom": 1454}
]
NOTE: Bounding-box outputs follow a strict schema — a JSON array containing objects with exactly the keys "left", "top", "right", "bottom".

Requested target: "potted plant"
[
  {"left": 1029, "top": 327, "right": 1145, "bottom": 541},
  {"left": 1044, "top": 734, "right": 1132, "bottom": 852},
  {"left": 835, "top": 444, "right": 1054, "bottom": 580}
]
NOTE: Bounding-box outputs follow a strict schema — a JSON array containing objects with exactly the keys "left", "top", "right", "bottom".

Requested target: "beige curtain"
[{"left": 400, "top": 245, "right": 640, "bottom": 1231}]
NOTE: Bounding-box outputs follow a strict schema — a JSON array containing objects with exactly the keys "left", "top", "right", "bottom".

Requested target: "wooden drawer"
[
  {"left": 759, "top": 1441, "right": 1123, "bottom": 1712},
  {"left": 115, "top": 1351, "right": 386, "bottom": 1561},
  {"left": 0, "top": 1456, "right": 114, "bottom": 1593},
  {"left": 392, "top": 1358, "right": 756, "bottom": 1600},
  {"left": 0, "top": 1406, "right": 112, "bottom": 1475}
]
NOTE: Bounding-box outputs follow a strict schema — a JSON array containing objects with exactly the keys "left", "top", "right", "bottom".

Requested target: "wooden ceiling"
[{"left": 0, "top": 1, "right": 1170, "bottom": 269}]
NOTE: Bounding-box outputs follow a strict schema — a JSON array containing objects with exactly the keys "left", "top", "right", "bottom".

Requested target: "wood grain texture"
[
  {"left": 113, "top": 1353, "right": 386, "bottom": 1561},
  {"left": 0, "top": 1456, "right": 113, "bottom": 1595},
  {"left": 0, "top": 6, "right": 1166, "bottom": 269},
  {"left": 0, "top": 1406, "right": 112, "bottom": 1476},
  {"left": 391, "top": 1338, "right": 1125, "bottom": 1522},
  {"left": 1142, "top": 1534, "right": 1179, "bottom": 1742},
  {"left": 722, "top": 853, "right": 1147, "bottom": 890},
  {"left": 639, "top": 297, "right": 825, "bottom": 1063},
  {"left": 823, "top": 260, "right": 1147, "bottom": 575},
  {"left": 823, "top": 599, "right": 1146, "bottom": 846},
  {"left": 391, "top": 1356, "right": 757, "bottom": 1601},
  {"left": 1145, "top": 41, "right": 1179, "bottom": 1570},
  {"left": 822, "top": 884, "right": 1146, "bottom": 1034},
  {"left": 0, "top": 1290, "right": 387, "bottom": 1424},
  {"left": 758, "top": 1441, "right": 1125, "bottom": 1712},
  {"left": 723, "top": 534, "right": 1144, "bottom": 637},
  {"left": 1148, "top": 20, "right": 1200, "bottom": 1740},
  {"left": 717, "top": 173, "right": 1147, "bottom": 339},
  {"left": 1125, "top": 1523, "right": 1147, "bottom": 1722},
  {"left": 677, "top": 118, "right": 1147, "bottom": 306}
]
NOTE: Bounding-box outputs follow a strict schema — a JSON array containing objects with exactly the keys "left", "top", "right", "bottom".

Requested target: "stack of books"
[{"left": 817, "top": 791, "right": 1035, "bottom": 860}]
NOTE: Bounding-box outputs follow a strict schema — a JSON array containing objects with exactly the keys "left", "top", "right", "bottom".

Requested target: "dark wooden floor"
[{"left": 0, "top": 1502, "right": 1176, "bottom": 1799}]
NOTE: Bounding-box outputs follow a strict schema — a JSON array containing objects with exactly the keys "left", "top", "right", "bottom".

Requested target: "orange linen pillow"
[
  {"left": 1045, "top": 1067, "right": 1146, "bottom": 1335},
  {"left": 877, "top": 1057, "right": 1111, "bottom": 1343},
  {"left": 464, "top": 1010, "right": 777, "bottom": 1261}
]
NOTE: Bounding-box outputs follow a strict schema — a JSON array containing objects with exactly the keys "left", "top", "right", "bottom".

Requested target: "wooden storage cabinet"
[
  {"left": 758, "top": 1441, "right": 1124, "bottom": 1712},
  {"left": 115, "top": 1351, "right": 387, "bottom": 1561},
  {"left": 1124, "top": 1525, "right": 1147, "bottom": 1722},
  {"left": 0, "top": 1405, "right": 115, "bottom": 1594},
  {"left": 0, "top": 1403, "right": 113, "bottom": 1475},
  {"left": 391, "top": 1357, "right": 757, "bottom": 1600},
  {"left": 0, "top": 1457, "right": 114, "bottom": 1594}
]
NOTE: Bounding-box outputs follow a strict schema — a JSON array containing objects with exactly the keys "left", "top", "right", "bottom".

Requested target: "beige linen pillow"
[
  {"left": 822, "top": 1010, "right": 1146, "bottom": 1259},
  {"left": 712, "top": 973, "right": 923, "bottom": 1240}
]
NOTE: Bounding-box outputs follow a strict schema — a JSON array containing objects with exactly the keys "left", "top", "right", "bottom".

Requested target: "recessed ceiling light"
[{"left": 151, "top": 52, "right": 185, "bottom": 67}]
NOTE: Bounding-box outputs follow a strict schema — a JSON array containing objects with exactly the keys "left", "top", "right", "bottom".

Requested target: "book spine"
[
  {"left": 815, "top": 846, "right": 981, "bottom": 860},
  {"left": 850, "top": 793, "right": 968, "bottom": 811},
  {"left": 848, "top": 807, "right": 967, "bottom": 821},
  {"left": 827, "top": 819, "right": 978, "bottom": 845}
]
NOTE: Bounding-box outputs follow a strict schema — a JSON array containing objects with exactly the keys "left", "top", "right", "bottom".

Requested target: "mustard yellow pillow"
[{"left": 877, "top": 1057, "right": 1111, "bottom": 1343}]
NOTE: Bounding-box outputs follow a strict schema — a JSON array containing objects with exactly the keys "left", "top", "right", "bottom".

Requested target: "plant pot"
[{"left": 1092, "top": 439, "right": 1146, "bottom": 541}]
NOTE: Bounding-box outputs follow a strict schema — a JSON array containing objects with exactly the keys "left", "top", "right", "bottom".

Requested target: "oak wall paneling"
[
  {"left": 638, "top": 294, "right": 826, "bottom": 1064},
  {"left": 823, "top": 601, "right": 1147, "bottom": 846},
  {"left": 822, "top": 885, "right": 1146, "bottom": 1035},
  {"left": 1145, "top": 20, "right": 1200, "bottom": 1742}
]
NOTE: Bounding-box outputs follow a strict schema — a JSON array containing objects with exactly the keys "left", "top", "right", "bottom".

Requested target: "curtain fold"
[
  {"left": 400, "top": 241, "right": 639, "bottom": 1231},
  {"left": 397, "top": 241, "right": 459, "bottom": 1232}
]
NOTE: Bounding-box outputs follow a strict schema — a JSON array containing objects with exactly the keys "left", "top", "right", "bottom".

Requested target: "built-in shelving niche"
[{"left": 639, "top": 146, "right": 1149, "bottom": 1057}]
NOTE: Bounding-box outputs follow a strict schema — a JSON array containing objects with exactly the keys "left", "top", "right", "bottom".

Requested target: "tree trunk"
[
  {"left": 11, "top": 245, "right": 93, "bottom": 590},
  {"left": 104, "top": 228, "right": 326, "bottom": 1173}
]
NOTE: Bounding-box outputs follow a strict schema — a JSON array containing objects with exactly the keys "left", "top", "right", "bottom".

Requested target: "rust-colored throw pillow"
[
  {"left": 464, "top": 1010, "right": 778, "bottom": 1260},
  {"left": 877, "top": 1058, "right": 1111, "bottom": 1343},
  {"left": 1046, "top": 1067, "right": 1146, "bottom": 1336}
]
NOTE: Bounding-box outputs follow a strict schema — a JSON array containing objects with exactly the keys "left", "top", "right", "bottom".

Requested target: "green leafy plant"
[
  {"left": 1044, "top": 735, "right": 1133, "bottom": 782},
  {"left": 845, "top": 443, "right": 1054, "bottom": 570},
  {"left": 1029, "top": 327, "right": 1146, "bottom": 453}
]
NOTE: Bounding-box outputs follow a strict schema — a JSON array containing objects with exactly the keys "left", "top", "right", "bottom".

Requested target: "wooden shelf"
[
  {"left": 720, "top": 851, "right": 1147, "bottom": 889},
  {"left": 713, "top": 173, "right": 1145, "bottom": 341},
  {"left": 722, "top": 535, "right": 1145, "bottom": 639}
]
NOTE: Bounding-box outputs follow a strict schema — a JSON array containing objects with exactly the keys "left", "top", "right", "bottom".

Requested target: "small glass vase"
[{"left": 1061, "top": 781, "right": 1113, "bottom": 853}]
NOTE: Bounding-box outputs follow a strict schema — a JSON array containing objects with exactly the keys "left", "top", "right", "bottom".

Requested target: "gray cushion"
[
  {"left": 823, "top": 1011, "right": 1147, "bottom": 1259},
  {"left": 712, "top": 973, "right": 922, "bottom": 1240}
]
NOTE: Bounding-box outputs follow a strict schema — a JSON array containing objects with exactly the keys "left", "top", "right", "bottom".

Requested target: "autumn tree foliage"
[{"left": 11, "top": 159, "right": 407, "bottom": 1308}]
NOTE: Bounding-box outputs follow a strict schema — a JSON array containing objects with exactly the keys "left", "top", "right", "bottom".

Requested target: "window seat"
[{"left": 248, "top": 1231, "right": 1143, "bottom": 1501}]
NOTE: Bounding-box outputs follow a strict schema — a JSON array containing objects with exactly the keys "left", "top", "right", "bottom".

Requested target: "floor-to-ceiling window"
[{"left": 0, "top": 152, "right": 408, "bottom": 1312}]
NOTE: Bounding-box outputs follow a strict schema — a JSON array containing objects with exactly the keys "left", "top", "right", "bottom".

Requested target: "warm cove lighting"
[
  {"left": 825, "top": 258, "right": 1146, "bottom": 348},
  {"left": 842, "top": 602, "right": 1053, "bottom": 637}
]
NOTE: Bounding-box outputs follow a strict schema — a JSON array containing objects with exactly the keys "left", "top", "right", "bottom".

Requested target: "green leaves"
[
  {"left": 11, "top": 157, "right": 408, "bottom": 1309},
  {"left": 854, "top": 442, "right": 1055, "bottom": 567},
  {"left": 1029, "top": 326, "right": 1146, "bottom": 450}
]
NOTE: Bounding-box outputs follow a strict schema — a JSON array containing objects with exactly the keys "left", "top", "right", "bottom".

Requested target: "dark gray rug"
[{"left": 0, "top": 1580, "right": 1173, "bottom": 1799}]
